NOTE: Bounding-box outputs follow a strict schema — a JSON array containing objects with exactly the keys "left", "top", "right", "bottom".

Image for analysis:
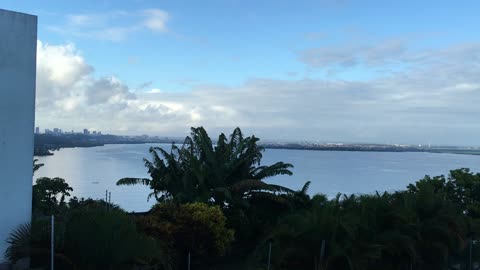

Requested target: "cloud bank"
[{"left": 35, "top": 40, "right": 480, "bottom": 145}]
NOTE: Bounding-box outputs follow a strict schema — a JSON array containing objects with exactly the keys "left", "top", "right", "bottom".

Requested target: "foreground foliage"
[
  {"left": 10, "top": 178, "right": 163, "bottom": 269},
  {"left": 8, "top": 127, "right": 480, "bottom": 269},
  {"left": 32, "top": 177, "right": 73, "bottom": 216},
  {"left": 65, "top": 208, "right": 159, "bottom": 269},
  {"left": 137, "top": 202, "right": 235, "bottom": 269}
]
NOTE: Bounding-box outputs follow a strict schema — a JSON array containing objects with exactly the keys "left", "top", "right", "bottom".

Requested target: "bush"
[
  {"left": 64, "top": 208, "right": 159, "bottom": 269},
  {"left": 138, "top": 202, "right": 235, "bottom": 268},
  {"left": 5, "top": 221, "right": 75, "bottom": 269}
]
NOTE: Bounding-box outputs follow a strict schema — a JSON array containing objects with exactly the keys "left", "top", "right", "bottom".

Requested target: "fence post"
[
  {"left": 51, "top": 215, "right": 54, "bottom": 270},
  {"left": 267, "top": 240, "right": 272, "bottom": 270},
  {"left": 319, "top": 240, "right": 326, "bottom": 270},
  {"left": 469, "top": 239, "right": 473, "bottom": 270}
]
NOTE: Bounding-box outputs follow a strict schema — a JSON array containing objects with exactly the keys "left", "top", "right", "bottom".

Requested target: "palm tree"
[
  {"left": 117, "top": 127, "right": 295, "bottom": 206},
  {"left": 5, "top": 222, "right": 75, "bottom": 269},
  {"left": 5, "top": 223, "right": 31, "bottom": 264}
]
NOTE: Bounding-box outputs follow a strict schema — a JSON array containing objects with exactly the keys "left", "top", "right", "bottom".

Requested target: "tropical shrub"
[
  {"left": 407, "top": 168, "right": 480, "bottom": 219},
  {"left": 5, "top": 223, "right": 32, "bottom": 264},
  {"left": 137, "top": 202, "right": 235, "bottom": 269},
  {"left": 5, "top": 220, "right": 75, "bottom": 269},
  {"left": 68, "top": 196, "right": 120, "bottom": 212},
  {"left": 265, "top": 181, "right": 470, "bottom": 270},
  {"left": 64, "top": 207, "right": 159, "bottom": 269}
]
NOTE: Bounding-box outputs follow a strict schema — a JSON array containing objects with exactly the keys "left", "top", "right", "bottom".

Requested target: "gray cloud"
[
  {"left": 87, "top": 77, "right": 136, "bottom": 105},
  {"left": 299, "top": 39, "right": 408, "bottom": 69},
  {"left": 136, "top": 81, "right": 153, "bottom": 91},
  {"left": 300, "top": 45, "right": 360, "bottom": 68}
]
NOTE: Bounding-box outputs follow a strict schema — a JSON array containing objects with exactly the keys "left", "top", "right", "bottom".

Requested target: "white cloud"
[
  {"left": 148, "top": 88, "right": 162, "bottom": 94},
  {"left": 35, "top": 40, "right": 480, "bottom": 145},
  {"left": 67, "top": 14, "right": 94, "bottom": 26},
  {"left": 50, "top": 9, "right": 170, "bottom": 41},
  {"left": 143, "top": 9, "right": 169, "bottom": 32},
  {"left": 36, "top": 41, "right": 92, "bottom": 108},
  {"left": 35, "top": 41, "right": 194, "bottom": 134}
]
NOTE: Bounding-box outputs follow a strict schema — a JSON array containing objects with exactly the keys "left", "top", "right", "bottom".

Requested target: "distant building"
[
  {"left": 35, "top": 126, "right": 39, "bottom": 134},
  {"left": 92, "top": 131, "right": 97, "bottom": 135},
  {"left": 83, "top": 128, "right": 90, "bottom": 135},
  {"left": 45, "top": 129, "right": 51, "bottom": 134},
  {"left": 52, "top": 128, "right": 63, "bottom": 134}
]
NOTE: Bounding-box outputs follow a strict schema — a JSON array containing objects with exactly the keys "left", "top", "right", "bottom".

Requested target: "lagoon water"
[{"left": 35, "top": 144, "right": 480, "bottom": 212}]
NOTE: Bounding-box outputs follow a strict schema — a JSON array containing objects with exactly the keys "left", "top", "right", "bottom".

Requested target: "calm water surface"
[{"left": 36, "top": 144, "right": 480, "bottom": 212}]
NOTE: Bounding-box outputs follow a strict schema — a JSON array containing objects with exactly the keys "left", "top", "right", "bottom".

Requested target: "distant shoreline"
[
  {"left": 262, "top": 144, "right": 480, "bottom": 156},
  {"left": 33, "top": 133, "right": 179, "bottom": 157},
  {"left": 34, "top": 133, "right": 480, "bottom": 157}
]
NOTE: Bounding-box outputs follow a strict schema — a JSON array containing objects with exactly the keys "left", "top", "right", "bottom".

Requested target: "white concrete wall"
[{"left": 0, "top": 9, "right": 37, "bottom": 263}]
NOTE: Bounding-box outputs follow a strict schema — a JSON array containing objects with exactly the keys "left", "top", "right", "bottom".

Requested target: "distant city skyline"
[
  {"left": 36, "top": 126, "right": 101, "bottom": 135},
  {"left": 3, "top": 0, "right": 480, "bottom": 145}
]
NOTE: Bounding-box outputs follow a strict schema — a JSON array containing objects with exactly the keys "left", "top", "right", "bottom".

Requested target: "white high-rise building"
[{"left": 0, "top": 9, "right": 37, "bottom": 266}]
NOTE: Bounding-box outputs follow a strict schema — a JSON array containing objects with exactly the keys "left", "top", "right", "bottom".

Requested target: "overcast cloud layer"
[{"left": 35, "top": 39, "right": 480, "bottom": 145}]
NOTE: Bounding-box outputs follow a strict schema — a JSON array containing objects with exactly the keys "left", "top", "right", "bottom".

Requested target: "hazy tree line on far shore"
[{"left": 7, "top": 127, "right": 480, "bottom": 269}]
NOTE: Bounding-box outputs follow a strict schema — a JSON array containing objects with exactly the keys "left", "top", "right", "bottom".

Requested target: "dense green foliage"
[
  {"left": 32, "top": 177, "right": 73, "bottom": 216},
  {"left": 266, "top": 192, "right": 466, "bottom": 269},
  {"left": 137, "top": 202, "right": 235, "bottom": 268},
  {"left": 250, "top": 169, "right": 480, "bottom": 270},
  {"left": 64, "top": 208, "right": 159, "bottom": 269},
  {"left": 8, "top": 127, "right": 480, "bottom": 269},
  {"left": 5, "top": 221, "right": 75, "bottom": 269},
  {"left": 5, "top": 223, "right": 32, "bottom": 263},
  {"left": 12, "top": 207, "right": 162, "bottom": 269},
  {"left": 12, "top": 178, "right": 162, "bottom": 269}
]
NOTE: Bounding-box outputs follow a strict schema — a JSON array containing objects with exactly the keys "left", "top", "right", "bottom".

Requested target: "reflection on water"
[{"left": 36, "top": 144, "right": 480, "bottom": 212}]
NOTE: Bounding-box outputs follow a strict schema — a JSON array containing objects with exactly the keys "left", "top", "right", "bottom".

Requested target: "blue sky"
[{"left": 2, "top": 0, "right": 480, "bottom": 144}]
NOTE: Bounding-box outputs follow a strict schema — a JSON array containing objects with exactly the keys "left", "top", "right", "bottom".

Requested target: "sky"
[{"left": 2, "top": 0, "right": 480, "bottom": 145}]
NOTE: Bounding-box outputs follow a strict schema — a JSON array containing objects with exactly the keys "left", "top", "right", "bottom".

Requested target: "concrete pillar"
[{"left": 0, "top": 9, "right": 37, "bottom": 264}]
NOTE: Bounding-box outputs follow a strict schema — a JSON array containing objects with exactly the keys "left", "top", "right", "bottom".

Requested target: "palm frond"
[
  {"left": 300, "top": 181, "right": 311, "bottom": 195},
  {"left": 229, "top": 127, "right": 244, "bottom": 148},
  {"left": 230, "top": 179, "right": 271, "bottom": 193},
  {"left": 33, "top": 159, "right": 44, "bottom": 174},
  {"left": 116, "top": 177, "right": 151, "bottom": 186},
  {"left": 262, "top": 184, "right": 295, "bottom": 194},
  {"left": 252, "top": 162, "right": 294, "bottom": 180},
  {"left": 5, "top": 223, "right": 31, "bottom": 263}
]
